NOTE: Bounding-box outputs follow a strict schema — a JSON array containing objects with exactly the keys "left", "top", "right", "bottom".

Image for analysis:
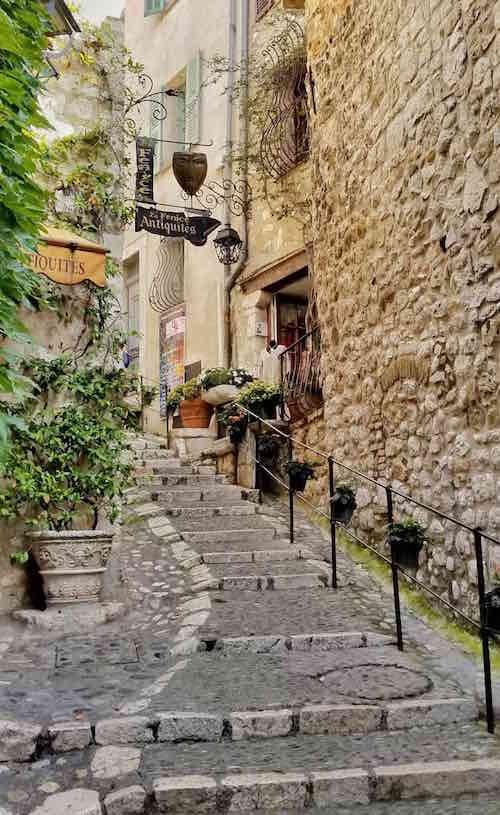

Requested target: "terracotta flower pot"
[
  {"left": 27, "top": 530, "right": 113, "bottom": 606},
  {"left": 179, "top": 398, "right": 213, "bottom": 429}
]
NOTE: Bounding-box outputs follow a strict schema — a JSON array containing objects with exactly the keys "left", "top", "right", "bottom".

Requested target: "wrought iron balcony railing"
[{"left": 279, "top": 325, "right": 323, "bottom": 422}]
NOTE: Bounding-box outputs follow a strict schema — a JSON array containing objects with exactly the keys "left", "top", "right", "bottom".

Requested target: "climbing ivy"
[{"left": 0, "top": 0, "right": 49, "bottom": 443}]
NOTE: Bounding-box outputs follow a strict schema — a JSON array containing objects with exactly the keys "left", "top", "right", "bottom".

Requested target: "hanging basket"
[
  {"left": 485, "top": 588, "right": 500, "bottom": 633},
  {"left": 387, "top": 528, "right": 424, "bottom": 571},
  {"left": 289, "top": 470, "right": 310, "bottom": 492},
  {"left": 332, "top": 490, "right": 357, "bottom": 525}
]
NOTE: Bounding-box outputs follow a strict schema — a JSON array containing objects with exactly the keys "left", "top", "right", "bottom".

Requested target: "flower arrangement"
[
  {"left": 165, "top": 378, "right": 201, "bottom": 413},
  {"left": 387, "top": 517, "right": 426, "bottom": 571},
  {"left": 286, "top": 460, "right": 315, "bottom": 492},
  {"left": 332, "top": 483, "right": 357, "bottom": 525},
  {"left": 237, "top": 380, "right": 282, "bottom": 419},
  {"left": 198, "top": 367, "right": 253, "bottom": 390}
]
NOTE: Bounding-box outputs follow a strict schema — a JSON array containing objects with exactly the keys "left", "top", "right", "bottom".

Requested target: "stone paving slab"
[
  {"left": 141, "top": 723, "right": 500, "bottom": 779},
  {"left": 208, "top": 560, "right": 329, "bottom": 578},
  {"left": 201, "top": 588, "right": 389, "bottom": 638},
  {"left": 142, "top": 647, "right": 464, "bottom": 714}
]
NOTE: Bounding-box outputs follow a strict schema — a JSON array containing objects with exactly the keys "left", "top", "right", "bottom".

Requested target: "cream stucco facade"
[{"left": 122, "top": 0, "right": 241, "bottom": 432}]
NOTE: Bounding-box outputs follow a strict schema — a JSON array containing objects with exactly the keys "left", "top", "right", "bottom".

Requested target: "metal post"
[
  {"left": 280, "top": 355, "right": 285, "bottom": 420},
  {"left": 140, "top": 375, "right": 145, "bottom": 432},
  {"left": 288, "top": 436, "right": 294, "bottom": 545},
  {"left": 474, "top": 528, "right": 495, "bottom": 734},
  {"left": 386, "top": 486, "right": 404, "bottom": 652},
  {"left": 328, "top": 456, "right": 338, "bottom": 589}
]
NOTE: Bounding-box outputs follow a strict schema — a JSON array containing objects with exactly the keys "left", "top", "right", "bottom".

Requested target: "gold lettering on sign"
[{"left": 30, "top": 245, "right": 106, "bottom": 287}]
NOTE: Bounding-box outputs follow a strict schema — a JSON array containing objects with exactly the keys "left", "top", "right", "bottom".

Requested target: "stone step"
[
  {"left": 182, "top": 528, "right": 278, "bottom": 546},
  {"left": 198, "top": 631, "right": 394, "bottom": 653},
  {"left": 159, "top": 474, "right": 230, "bottom": 486},
  {"left": 153, "top": 487, "right": 259, "bottom": 505},
  {"left": 164, "top": 504, "right": 259, "bottom": 519},
  {"left": 142, "top": 724, "right": 500, "bottom": 808},
  {"left": 202, "top": 547, "right": 314, "bottom": 564},
  {"left": 198, "top": 587, "right": 391, "bottom": 639},
  {"left": 208, "top": 560, "right": 329, "bottom": 580},
  {"left": 176, "top": 516, "right": 278, "bottom": 532},
  {"left": 209, "top": 572, "right": 329, "bottom": 591}
]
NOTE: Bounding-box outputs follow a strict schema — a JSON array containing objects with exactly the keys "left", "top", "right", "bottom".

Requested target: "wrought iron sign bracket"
[{"left": 181, "top": 178, "right": 252, "bottom": 218}]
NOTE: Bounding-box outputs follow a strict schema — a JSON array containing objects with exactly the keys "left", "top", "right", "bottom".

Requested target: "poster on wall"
[{"left": 159, "top": 305, "right": 185, "bottom": 418}]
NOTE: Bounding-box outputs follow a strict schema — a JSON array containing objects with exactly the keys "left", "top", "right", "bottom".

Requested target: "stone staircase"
[{"left": 127, "top": 435, "right": 500, "bottom": 813}]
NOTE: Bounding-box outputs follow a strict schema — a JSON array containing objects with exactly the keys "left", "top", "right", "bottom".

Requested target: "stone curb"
[
  {"left": 211, "top": 573, "right": 329, "bottom": 591},
  {"left": 0, "top": 699, "right": 477, "bottom": 762},
  {"left": 148, "top": 759, "right": 500, "bottom": 812},
  {"left": 197, "top": 631, "right": 395, "bottom": 653},
  {"left": 201, "top": 547, "right": 314, "bottom": 564}
]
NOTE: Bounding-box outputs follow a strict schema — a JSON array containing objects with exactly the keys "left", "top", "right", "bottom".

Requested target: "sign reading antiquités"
[
  {"left": 135, "top": 205, "right": 220, "bottom": 246},
  {"left": 30, "top": 228, "right": 108, "bottom": 287}
]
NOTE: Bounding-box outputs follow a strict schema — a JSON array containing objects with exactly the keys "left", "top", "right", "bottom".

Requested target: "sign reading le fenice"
[{"left": 135, "top": 205, "right": 220, "bottom": 247}]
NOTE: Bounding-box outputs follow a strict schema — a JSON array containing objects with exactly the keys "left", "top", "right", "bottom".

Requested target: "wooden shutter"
[
  {"left": 256, "top": 0, "right": 274, "bottom": 21},
  {"left": 144, "top": 0, "right": 165, "bottom": 16},
  {"left": 185, "top": 51, "right": 201, "bottom": 146},
  {"left": 150, "top": 93, "right": 163, "bottom": 174}
]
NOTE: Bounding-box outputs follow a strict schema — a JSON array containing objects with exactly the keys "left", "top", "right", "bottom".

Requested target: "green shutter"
[
  {"left": 150, "top": 92, "right": 163, "bottom": 174},
  {"left": 185, "top": 51, "right": 201, "bottom": 146},
  {"left": 144, "top": 0, "right": 165, "bottom": 16},
  {"left": 176, "top": 93, "right": 186, "bottom": 150}
]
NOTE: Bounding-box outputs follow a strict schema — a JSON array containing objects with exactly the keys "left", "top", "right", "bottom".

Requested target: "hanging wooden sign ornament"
[
  {"left": 135, "top": 137, "right": 156, "bottom": 204},
  {"left": 30, "top": 228, "right": 108, "bottom": 287},
  {"left": 172, "top": 152, "right": 208, "bottom": 196},
  {"left": 135, "top": 205, "right": 220, "bottom": 246}
]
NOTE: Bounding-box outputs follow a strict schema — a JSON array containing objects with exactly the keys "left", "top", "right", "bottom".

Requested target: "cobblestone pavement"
[{"left": 1, "top": 436, "right": 500, "bottom": 814}]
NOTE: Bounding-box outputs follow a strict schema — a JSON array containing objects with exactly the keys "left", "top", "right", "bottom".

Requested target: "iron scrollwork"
[
  {"left": 181, "top": 178, "right": 252, "bottom": 217},
  {"left": 125, "top": 73, "right": 178, "bottom": 138},
  {"left": 260, "top": 19, "right": 309, "bottom": 180},
  {"left": 148, "top": 239, "right": 184, "bottom": 314}
]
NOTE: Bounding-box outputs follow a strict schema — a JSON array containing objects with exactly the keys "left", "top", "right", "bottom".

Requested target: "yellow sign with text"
[{"left": 31, "top": 228, "right": 108, "bottom": 288}]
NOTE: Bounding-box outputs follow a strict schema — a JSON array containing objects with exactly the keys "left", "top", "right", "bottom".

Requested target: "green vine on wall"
[{"left": 0, "top": 0, "right": 49, "bottom": 444}]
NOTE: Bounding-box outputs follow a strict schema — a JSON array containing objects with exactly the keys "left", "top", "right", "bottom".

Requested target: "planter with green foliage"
[
  {"left": 387, "top": 518, "right": 426, "bottom": 571},
  {"left": 238, "top": 380, "right": 281, "bottom": 420},
  {"left": 0, "top": 365, "right": 136, "bottom": 606},
  {"left": 257, "top": 434, "right": 282, "bottom": 464},
  {"left": 286, "top": 460, "right": 315, "bottom": 493},
  {"left": 199, "top": 368, "right": 253, "bottom": 406},
  {"left": 166, "top": 379, "right": 213, "bottom": 428},
  {"left": 332, "top": 484, "right": 357, "bottom": 525}
]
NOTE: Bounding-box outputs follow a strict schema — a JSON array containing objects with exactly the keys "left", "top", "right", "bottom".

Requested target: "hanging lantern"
[
  {"left": 214, "top": 225, "right": 243, "bottom": 265},
  {"left": 173, "top": 152, "right": 208, "bottom": 196}
]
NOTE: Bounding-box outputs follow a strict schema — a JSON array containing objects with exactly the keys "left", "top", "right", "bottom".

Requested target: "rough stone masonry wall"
[{"left": 305, "top": 0, "right": 500, "bottom": 617}]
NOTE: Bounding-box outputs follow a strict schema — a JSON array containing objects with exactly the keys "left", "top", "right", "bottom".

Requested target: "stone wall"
[{"left": 305, "top": 0, "right": 500, "bottom": 615}]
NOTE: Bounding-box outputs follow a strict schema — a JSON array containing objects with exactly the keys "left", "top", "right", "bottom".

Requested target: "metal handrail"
[
  {"left": 236, "top": 403, "right": 498, "bottom": 734},
  {"left": 278, "top": 324, "right": 319, "bottom": 357}
]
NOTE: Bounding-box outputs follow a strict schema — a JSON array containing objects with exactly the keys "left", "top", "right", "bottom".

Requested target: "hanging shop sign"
[
  {"left": 135, "top": 205, "right": 220, "bottom": 246},
  {"left": 135, "top": 137, "right": 156, "bottom": 205},
  {"left": 172, "top": 152, "right": 208, "bottom": 197},
  {"left": 30, "top": 227, "right": 108, "bottom": 287}
]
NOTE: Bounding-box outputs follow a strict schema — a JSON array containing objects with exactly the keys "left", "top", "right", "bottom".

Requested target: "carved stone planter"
[
  {"left": 202, "top": 384, "right": 239, "bottom": 406},
  {"left": 27, "top": 530, "right": 114, "bottom": 606}
]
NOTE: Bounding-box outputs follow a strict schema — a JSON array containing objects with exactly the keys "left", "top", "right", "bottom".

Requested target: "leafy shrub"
[
  {"left": 238, "top": 380, "right": 281, "bottom": 413},
  {"left": 165, "top": 378, "right": 201, "bottom": 413},
  {"left": 199, "top": 367, "right": 254, "bottom": 390}
]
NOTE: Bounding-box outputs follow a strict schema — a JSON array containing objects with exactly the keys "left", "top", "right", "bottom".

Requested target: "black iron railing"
[
  {"left": 236, "top": 404, "right": 499, "bottom": 735},
  {"left": 279, "top": 325, "right": 323, "bottom": 421}
]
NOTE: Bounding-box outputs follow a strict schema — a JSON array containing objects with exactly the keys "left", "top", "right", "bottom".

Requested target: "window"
[
  {"left": 256, "top": 0, "right": 274, "bottom": 21},
  {"left": 144, "top": 0, "right": 164, "bottom": 17},
  {"left": 125, "top": 271, "right": 140, "bottom": 366},
  {"left": 149, "top": 52, "right": 201, "bottom": 175},
  {"left": 260, "top": 21, "right": 309, "bottom": 179}
]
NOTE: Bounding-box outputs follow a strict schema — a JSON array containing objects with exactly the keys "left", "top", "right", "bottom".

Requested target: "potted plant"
[
  {"left": 200, "top": 368, "right": 254, "bottom": 406},
  {"left": 286, "top": 460, "right": 315, "bottom": 492},
  {"left": 0, "top": 401, "right": 132, "bottom": 606},
  {"left": 257, "top": 434, "right": 282, "bottom": 464},
  {"left": 387, "top": 517, "right": 426, "bottom": 571},
  {"left": 218, "top": 404, "right": 248, "bottom": 445},
  {"left": 238, "top": 380, "right": 282, "bottom": 420},
  {"left": 332, "top": 483, "right": 357, "bottom": 525},
  {"left": 168, "top": 379, "right": 213, "bottom": 429},
  {"left": 485, "top": 587, "right": 500, "bottom": 633}
]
